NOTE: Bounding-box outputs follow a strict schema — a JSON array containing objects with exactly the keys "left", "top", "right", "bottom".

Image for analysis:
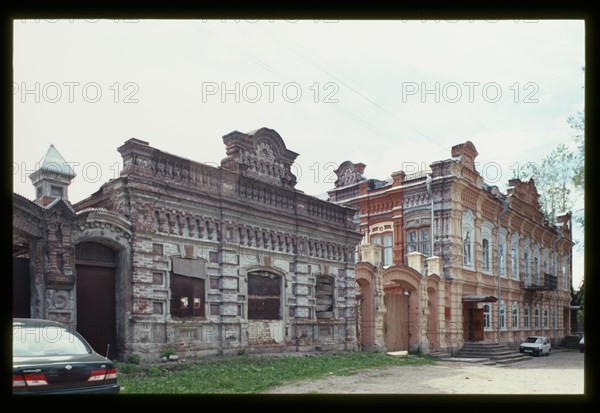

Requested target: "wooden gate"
[
  {"left": 76, "top": 242, "right": 117, "bottom": 359},
  {"left": 13, "top": 257, "right": 31, "bottom": 318},
  {"left": 384, "top": 294, "right": 409, "bottom": 351}
]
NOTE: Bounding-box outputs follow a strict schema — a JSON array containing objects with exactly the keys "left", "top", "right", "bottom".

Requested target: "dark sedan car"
[{"left": 13, "top": 318, "right": 120, "bottom": 394}]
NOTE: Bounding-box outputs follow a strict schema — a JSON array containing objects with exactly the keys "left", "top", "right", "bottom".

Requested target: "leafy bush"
[
  {"left": 127, "top": 354, "right": 142, "bottom": 365},
  {"left": 160, "top": 348, "right": 177, "bottom": 358}
]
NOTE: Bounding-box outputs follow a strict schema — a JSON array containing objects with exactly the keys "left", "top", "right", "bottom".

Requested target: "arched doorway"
[
  {"left": 13, "top": 254, "right": 31, "bottom": 318},
  {"left": 427, "top": 287, "right": 438, "bottom": 349},
  {"left": 356, "top": 279, "right": 374, "bottom": 350},
  {"left": 76, "top": 242, "right": 117, "bottom": 359},
  {"left": 355, "top": 264, "right": 376, "bottom": 351},
  {"left": 383, "top": 285, "right": 410, "bottom": 351},
  {"left": 382, "top": 266, "right": 421, "bottom": 352}
]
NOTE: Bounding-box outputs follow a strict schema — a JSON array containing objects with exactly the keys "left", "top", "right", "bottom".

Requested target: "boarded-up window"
[
  {"left": 170, "top": 258, "right": 207, "bottom": 318},
  {"left": 248, "top": 271, "right": 281, "bottom": 320},
  {"left": 315, "top": 275, "right": 334, "bottom": 319},
  {"left": 170, "top": 274, "right": 205, "bottom": 318}
]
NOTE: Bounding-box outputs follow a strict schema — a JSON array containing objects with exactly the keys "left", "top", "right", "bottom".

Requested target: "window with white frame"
[
  {"left": 483, "top": 303, "right": 492, "bottom": 330},
  {"left": 534, "top": 305, "right": 540, "bottom": 328},
  {"left": 463, "top": 230, "right": 472, "bottom": 266},
  {"left": 406, "top": 228, "right": 430, "bottom": 257},
  {"left": 543, "top": 306, "right": 549, "bottom": 328},
  {"left": 543, "top": 248, "right": 549, "bottom": 276},
  {"left": 371, "top": 233, "right": 393, "bottom": 267},
  {"left": 383, "top": 234, "right": 393, "bottom": 266},
  {"left": 499, "top": 243, "right": 506, "bottom": 277},
  {"left": 551, "top": 305, "right": 556, "bottom": 329},
  {"left": 562, "top": 256, "right": 569, "bottom": 290},
  {"left": 523, "top": 304, "right": 530, "bottom": 329},
  {"left": 524, "top": 252, "right": 531, "bottom": 286},
  {"left": 480, "top": 222, "right": 493, "bottom": 273},
  {"left": 406, "top": 230, "right": 418, "bottom": 253},
  {"left": 512, "top": 302, "right": 519, "bottom": 329},
  {"left": 499, "top": 300, "right": 506, "bottom": 330},
  {"left": 533, "top": 244, "right": 540, "bottom": 285},
  {"left": 510, "top": 232, "right": 520, "bottom": 279},
  {"left": 420, "top": 228, "right": 430, "bottom": 256},
  {"left": 462, "top": 210, "right": 474, "bottom": 267},
  {"left": 482, "top": 238, "right": 490, "bottom": 271}
]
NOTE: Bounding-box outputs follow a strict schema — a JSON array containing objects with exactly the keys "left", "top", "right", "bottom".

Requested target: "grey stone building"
[{"left": 13, "top": 128, "right": 362, "bottom": 360}]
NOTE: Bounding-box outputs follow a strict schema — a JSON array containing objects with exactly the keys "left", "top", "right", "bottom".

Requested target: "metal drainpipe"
[
  {"left": 497, "top": 199, "right": 510, "bottom": 344},
  {"left": 426, "top": 175, "right": 434, "bottom": 257},
  {"left": 551, "top": 231, "right": 562, "bottom": 343}
]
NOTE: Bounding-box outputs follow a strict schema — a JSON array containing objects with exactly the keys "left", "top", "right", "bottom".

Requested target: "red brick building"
[{"left": 329, "top": 141, "right": 574, "bottom": 355}]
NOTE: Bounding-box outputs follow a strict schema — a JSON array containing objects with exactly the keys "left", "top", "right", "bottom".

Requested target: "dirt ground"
[{"left": 263, "top": 350, "right": 584, "bottom": 394}]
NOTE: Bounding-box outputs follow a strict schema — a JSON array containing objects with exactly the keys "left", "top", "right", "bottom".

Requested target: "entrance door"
[
  {"left": 13, "top": 257, "right": 31, "bottom": 318},
  {"left": 76, "top": 265, "right": 117, "bottom": 358},
  {"left": 463, "top": 304, "right": 485, "bottom": 342},
  {"left": 471, "top": 308, "right": 484, "bottom": 341},
  {"left": 384, "top": 294, "right": 409, "bottom": 351},
  {"left": 75, "top": 242, "right": 117, "bottom": 359}
]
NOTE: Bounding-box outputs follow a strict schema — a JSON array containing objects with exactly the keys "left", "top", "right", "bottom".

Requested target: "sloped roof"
[{"left": 38, "top": 145, "right": 76, "bottom": 177}]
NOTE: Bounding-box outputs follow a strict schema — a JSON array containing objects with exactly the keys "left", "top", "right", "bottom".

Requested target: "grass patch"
[{"left": 116, "top": 351, "right": 434, "bottom": 394}]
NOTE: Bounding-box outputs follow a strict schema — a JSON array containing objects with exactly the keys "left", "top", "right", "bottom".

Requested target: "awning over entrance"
[{"left": 462, "top": 294, "right": 498, "bottom": 303}]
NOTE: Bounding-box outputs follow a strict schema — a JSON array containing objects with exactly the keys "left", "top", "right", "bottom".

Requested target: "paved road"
[{"left": 263, "top": 350, "right": 584, "bottom": 394}]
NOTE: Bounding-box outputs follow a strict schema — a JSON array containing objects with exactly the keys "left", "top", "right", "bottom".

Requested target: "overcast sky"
[{"left": 12, "top": 19, "right": 584, "bottom": 288}]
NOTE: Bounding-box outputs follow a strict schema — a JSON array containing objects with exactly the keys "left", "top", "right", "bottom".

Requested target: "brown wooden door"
[
  {"left": 472, "top": 308, "right": 484, "bottom": 341},
  {"left": 76, "top": 264, "right": 117, "bottom": 359},
  {"left": 13, "top": 257, "right": 31, "bottom": 318},
  {"left": 463, "top": 306, "right": 471, "bottom": 341},
  {"left": 384, "top": 294, "right": 409, "bottom": 351}
]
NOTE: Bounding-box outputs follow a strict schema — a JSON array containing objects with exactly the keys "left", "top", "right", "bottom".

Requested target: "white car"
[
  {"left": 579, "top": 336, "right": 584, "bottom": 353},
  {"left": 519, "top": 336, "right": 551, "bottom": 356}
]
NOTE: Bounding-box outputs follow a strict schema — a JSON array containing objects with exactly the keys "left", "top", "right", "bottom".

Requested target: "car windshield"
[
  {"left": 13, "top": 326, "right": 91, "bottom": 356},
  {"left": 526, "top": 337, "right": 542, "bottom": 343}
]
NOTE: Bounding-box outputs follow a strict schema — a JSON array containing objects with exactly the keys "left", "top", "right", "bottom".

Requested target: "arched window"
[
  {"left": 512, "top": 302, "right": 519, "bottom": 330},
  {"left": 524, "top": 252, "right": 531, "bottom": 286},
  {"left": 523, "top": 304, "right": 530, "bottom": 329},
  {"left": 482, "top": 239, "right": 490, "bottom": 271},
  {"left": 543, "top": 306, "right": 549, "bottom": 328},
  {"left": 534, "top": 305, "right": 540, "bottom": 328},
  {"left": 483, "top": 304, "right": 492, "bottom": 331},
  {"left": 462, "top": 210, "right": 474, "bottom": 267},
  {"left": 510, "top": 232, "right": 520, "bottom": 279}
]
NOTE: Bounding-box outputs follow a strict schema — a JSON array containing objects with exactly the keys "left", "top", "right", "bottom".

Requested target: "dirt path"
[{"left": 263, "top": 351, "right": 584, "bottom": 394}]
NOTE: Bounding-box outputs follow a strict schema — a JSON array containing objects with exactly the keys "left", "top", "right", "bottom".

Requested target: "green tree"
[
  {"left": 519, "top": 143, "right": 576, "bottom": 225},
  {"left": 568, "top": 110, "right": 584, "bottom": 229}
]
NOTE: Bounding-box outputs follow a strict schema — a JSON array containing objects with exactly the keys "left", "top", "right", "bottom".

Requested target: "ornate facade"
[
  {"left": 13, "top": 128, "right": 362, "bottom": 360},
  {"left": 329, "top": 141, "right": 574, "bottom": 354}
]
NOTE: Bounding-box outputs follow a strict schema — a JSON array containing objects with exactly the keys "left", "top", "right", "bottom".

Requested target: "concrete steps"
[
  {"left": 561, "top": 335, "right": 582, "bottom": 349},
  {"left": 455, "top": 342, "right": 531, "bottom": 365}
]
